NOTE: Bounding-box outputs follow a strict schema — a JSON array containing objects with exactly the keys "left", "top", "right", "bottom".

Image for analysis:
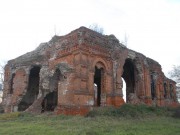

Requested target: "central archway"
[
  {"left": 122, "top": 59, "right": 135, "bottom": 102},
  {"left": 94, "top": 67, "right": 103, "bottom": 106},
  {"left": 93, "top": 62, "right": 105, "bottom": 107}
]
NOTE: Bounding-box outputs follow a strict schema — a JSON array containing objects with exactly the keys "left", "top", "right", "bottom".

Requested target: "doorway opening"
[
  {"left": 94, "top": 66, "right": 104, "bottom": 106},
  {"left": 18, "top": 66, "right": 41, "bottom": 111},
  {"left": 151, "top": 74, "right": 156, "bottom": 100},
  {"left": 122, "top": 59, "right": 135, "bottom": 102}
]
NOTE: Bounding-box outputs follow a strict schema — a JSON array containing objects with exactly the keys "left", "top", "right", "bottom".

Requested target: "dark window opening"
[
  {"left": 164, "top": 83, "right": 167, "bottom": 98},
  {"left": 10, "top": 73, "right": 15, "bottom": 94},
  {"left": 41, "top": 91, "right": 57, "bottom": 112},
  {"left": 94, "top": 67, "right": 103, "bottom": 106},
  {"left": 170, "top": 84, "right": 174, "bottom": 98},
  {"left": 122, "top": 59, "right": 135, "bottom": 102},
  {"left": 18, "top": 66, "right": 41, "bottom": 111},
  {"left": 151, "top": 75, "right": 156, "bottom": 100}
]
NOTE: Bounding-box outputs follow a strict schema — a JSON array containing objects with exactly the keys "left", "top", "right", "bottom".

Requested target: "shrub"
[
  {"left": 0, "top": 112, "right": 21, "bottom": 120},
  {"left": 173, "top": 107, "right": 180, "bottom": 118},
  {"left": 86, "top": 104, "right": 175, "bottom": 118},
  {"left": 0, "top": 104, "right": 4, "bottom": 113}
]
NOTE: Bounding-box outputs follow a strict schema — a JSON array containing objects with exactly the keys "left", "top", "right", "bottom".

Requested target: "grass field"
[{"left": 0, "top": 105, "right": 179, "bottom": 135}]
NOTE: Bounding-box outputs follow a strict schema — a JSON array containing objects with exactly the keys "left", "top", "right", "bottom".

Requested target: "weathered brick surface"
[{"left": 2, "top": 27, "right": 179, "bottom": 115}]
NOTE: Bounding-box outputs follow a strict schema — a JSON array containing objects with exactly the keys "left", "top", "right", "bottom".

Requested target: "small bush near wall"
[
  {"left": 86, "top": 104, "right": 176, "bottom": 118},
  {"left": 173, "top": 107, "right": 180, "bottom": 118}
]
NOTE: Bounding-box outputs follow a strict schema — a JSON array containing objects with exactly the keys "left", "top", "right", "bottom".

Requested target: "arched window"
[
  {"left": 150, "top": 74, "right": 156, "bottom": 100},
  {"left": 164, "top": 83, "right": 167, "bottom": 98},
  {"left": 93, "top": 61, "right": 106, "bottom": 107},
  {"left": 9, "top": 73, "right": 15, "bottom": 94},
  {"left": 169, "top": 84, "right": 174, "bottom": 99},
  {"left": 18, "top": 66, "right": 41, "bottom": 111},
  {"left": 94, "top": 66, "right": 104, "bottom": 106},
  {"left": 122, "top": 59, "right": 135, "bottom": 102}
]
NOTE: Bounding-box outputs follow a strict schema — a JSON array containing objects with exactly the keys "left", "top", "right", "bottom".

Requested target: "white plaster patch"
[
  {"left": 63, "top": 90, "right": 68, "bottom": 95},
  {"left": 49, "top": 53, "right": 57, "bottom": 61},
  {"left": 128, "top": 51, "right": 136, "bottom": 59},
  {"left": 87, "top": 100, "right": 94, "bottom": 105},
  {"left": 13, "top": 106, "right": 18, "bottom": 112},
  {"left": 42, "top": 80, "right": 49, "bottom": 89}
]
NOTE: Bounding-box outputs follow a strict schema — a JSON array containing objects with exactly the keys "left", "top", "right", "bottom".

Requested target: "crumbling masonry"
[{"left": 2, "top": 27, "right": 178, "bottom": 114}]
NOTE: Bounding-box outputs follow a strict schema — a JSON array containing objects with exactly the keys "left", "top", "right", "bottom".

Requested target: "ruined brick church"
[{"left": 2, "top": 27, "right": 178, "bottom": 114}]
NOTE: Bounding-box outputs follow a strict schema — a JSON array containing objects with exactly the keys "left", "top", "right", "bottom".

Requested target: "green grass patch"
[
  {"left": 0, "top": 105, "right": 179, "bottom": 135},
  {"left": 87, "top": 104, "right": 176, "bottom": 118},
  {"left": 172, "top": 106, "right": 180, "bottom": 118},
  {"left": 0, "top": 112, "right": 21, "bottom": 120}
]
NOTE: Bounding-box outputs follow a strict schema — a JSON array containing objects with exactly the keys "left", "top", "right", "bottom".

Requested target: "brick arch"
[
  {"left": 121, "top": 58, "right": 136, "bottom": 102},
  {"left": 18, "top": 66, "right": 41, "bottom": 111},
  {"left": 92, "top": 58, "right": 108, "bottom": 106},
  {"left": 121, "top": 57, "right": 145, "bottom": 100},
  {"left": 92, "top": 58, "right": 108, "bottom": 72}
]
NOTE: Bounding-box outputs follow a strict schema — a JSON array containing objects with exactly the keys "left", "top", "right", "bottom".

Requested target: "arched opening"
[
  {"left": 94, "top": 66, "right": 104, "bottom": 106},
  {"left": 122, "top": 59, "right": 135, "bottom": 102},
  {"left": 9, "top": 73, "right": 15, "bottom": 94},
  {"left": 169, "top": 83, "right": 174, "bottom": 99},
  {"left": 164, "top": 83, "right": 167, "bottom": 98},
  {"left": 18, "top": 66, "right": 41, "bottom": 111},
  {"left": 151, "top": 74, "right": 156, "bottom": 100},
  {"left": 41, "top": 69, "right": 60, "bottom": 112}
]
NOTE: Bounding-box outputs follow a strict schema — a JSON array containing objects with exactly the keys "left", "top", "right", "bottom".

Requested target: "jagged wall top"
[{"left": 8, "top": 26, "right": 126, "bottom": 65}]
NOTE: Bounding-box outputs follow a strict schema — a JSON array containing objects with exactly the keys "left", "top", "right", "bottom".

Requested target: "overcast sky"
[{"left": 0, "top": 0, "right": 180, "bottom": 76}]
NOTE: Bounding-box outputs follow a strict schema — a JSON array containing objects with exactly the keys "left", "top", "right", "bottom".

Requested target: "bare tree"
[
  {"left": 123, "top": 33, "right": 129, "bottom": 47},
  {"left": 119, "top": 33, "right": 129, "bottom": 47},
  {"left": 0, "top": 61, "right": 7, "bottom": 90},
  {"left": 169, "top": 65, "right": 180, "bottom": 102},
  {"left": 169, "top": 65, "right": 180, "bottom": 82},
  {"left": 89, "top": 23, "right": 104, "bottom": 34},
  {"left": 0, "top": 66, "right": 4, "bottom": 83}
]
